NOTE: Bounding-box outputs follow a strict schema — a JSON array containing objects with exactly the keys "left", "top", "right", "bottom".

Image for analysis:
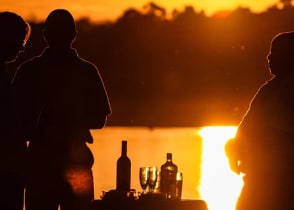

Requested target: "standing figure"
[
  {"left": 0, "top": 11, "right": 31, "bottom": 210},
  {"left": 225, "top": 31, "right": 294, "bottom": 210},
  {"left": 12, "top": 9, "right": 111, "bottom": 210}
]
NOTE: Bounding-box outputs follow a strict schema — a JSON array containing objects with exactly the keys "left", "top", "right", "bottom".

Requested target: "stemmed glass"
[
  {"left": 139, "top": 167, "right": 149, "bottom": 194},
  {"left": 147, "top": 167, "right": 158, "bottom": 193}
]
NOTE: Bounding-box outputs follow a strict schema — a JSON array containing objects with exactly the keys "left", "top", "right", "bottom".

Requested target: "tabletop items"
[
  {"left": 139, "top": 166, "right": 158, "bottom": 194},
  {"left": 160, "top": 152, "right": 182, "bottom": 200},
  {"left": 92, "top": 195, "right": 208, "bottom": 210},
  {"left": 91, "top": 141, "right": 208, "bottom": 210},
  {"left": 113, "top": 140, "right": 183, "bottom": 201},
  {"left": 116, "top": 140, "right": 131, "bottom": 191}
]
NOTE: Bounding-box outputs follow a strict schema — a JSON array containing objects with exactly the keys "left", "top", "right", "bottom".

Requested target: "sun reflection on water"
[{"left": 199, "top": 126, "right": 243, "bottom": 210}]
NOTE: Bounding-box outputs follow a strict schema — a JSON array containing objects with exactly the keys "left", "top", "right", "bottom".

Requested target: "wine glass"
[
  {"left": 147, "top": 167, "right": 158, "bottom": 193},
  {"left": 139, "top": 167, "right": 149, "bottom": 194}
]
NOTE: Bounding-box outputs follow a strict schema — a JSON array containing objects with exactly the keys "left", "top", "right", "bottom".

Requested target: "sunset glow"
[
  {"left": 199, "top": 126, "right": 243, "bottom": 210},
  {"left": 0, "top": 0, "right": 282, "bottom": 22},
  {"left": 90, "top": 126, "right": 244, "bottom": 209}
]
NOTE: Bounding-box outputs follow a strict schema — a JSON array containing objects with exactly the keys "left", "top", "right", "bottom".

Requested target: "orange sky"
[{"left": 1, "top": 0, "right": 280, "bottom": 22}]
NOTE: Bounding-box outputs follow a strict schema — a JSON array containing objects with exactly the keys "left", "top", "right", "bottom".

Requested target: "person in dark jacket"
[
  {"left": 12, "top": 9, "right": 111, "bottom": 210},
  {"left": 0, "top": 11, "right": 31, "bottom": 210},
  {"left": 225, "top": 31, "right": 294, "bottom": 210}
]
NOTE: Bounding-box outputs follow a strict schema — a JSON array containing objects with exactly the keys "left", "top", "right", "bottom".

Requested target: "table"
[{"left": 89, "top": 192, "right": 208, "bottom": 210}]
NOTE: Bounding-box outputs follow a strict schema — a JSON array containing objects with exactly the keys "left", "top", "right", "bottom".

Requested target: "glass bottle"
[
  {"left": 160, "top": 153, "right": 178, "bottom": 199},
  {"left": 116, "top": 140, "right": 131, "bottom": 191}
]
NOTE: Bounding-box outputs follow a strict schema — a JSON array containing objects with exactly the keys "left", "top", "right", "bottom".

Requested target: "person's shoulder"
[
  {"left": 14, "top": 53, "right": 47, "bottom": 83},
  {"left": 74, "top": 56, "right": 101, "bottom": 78},
  {"left": 18, "top": 54, "right": 44, "bottom": 70},
  {"left": 76, "top": 56, "right": 97, "bottom": 70},
  {"left": 255, "top": 77, "right": 275, "bottom": 94}
]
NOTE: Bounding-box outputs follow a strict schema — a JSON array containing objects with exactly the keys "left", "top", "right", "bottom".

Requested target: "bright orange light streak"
[{"left": 199, "top": 126, "right": 243, "bottom": 210}]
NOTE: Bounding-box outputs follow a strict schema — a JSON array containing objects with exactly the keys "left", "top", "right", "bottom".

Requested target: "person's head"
[
  {"left": 0, "top": 11, "right": 31, "bottom": 63},
  {"left": 267, "top": 31, "right": 294, "bottom": 77},
  {"left": 44, "top": 9, "right": 77, "bottom": 49}
]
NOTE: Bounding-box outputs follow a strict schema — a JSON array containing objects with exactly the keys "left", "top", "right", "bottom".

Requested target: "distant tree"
[
  {"left": 119, "top": 8, "right": 142, "bottom": 20},
  {"left": 280, "top": 0, "right": 293, "bottom": 8},
  {"left": 143, "top": 2, "right": 166, "bottom": 18},
  {"left": 172, "top": 5, "right": 206, "bottom": 23}
]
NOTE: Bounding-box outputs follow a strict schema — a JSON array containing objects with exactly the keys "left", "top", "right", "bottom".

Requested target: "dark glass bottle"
[
  {"left": 160, "top": 153, "right": 178, "bottom": 199},
  {"left": 116, "top": 140, "right": 131, "bottom": 191}
]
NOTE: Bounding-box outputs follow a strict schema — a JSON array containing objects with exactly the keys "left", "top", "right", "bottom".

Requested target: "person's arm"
[{"left": 86, "top": 65, "right": 111, "bottom": 129}]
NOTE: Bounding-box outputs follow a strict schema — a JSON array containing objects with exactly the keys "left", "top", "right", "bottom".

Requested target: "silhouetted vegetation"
[{"left": 11, "top": 1, "right": 294, "bottom": 127}]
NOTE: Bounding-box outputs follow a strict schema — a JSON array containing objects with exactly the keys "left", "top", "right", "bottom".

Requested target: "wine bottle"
[
  {"left": 160, "top": 153, "right": 178, "bottom": 199},
  {"left": 116, "top": 140, "right": 131, "bottom": 191}
]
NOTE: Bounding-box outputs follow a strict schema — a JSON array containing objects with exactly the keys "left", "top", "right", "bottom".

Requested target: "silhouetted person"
[
  {"left": 0, "top": 11, "right": 31, "bottom": 210},
  {"left": 12, "top": 9, "right": 111, "bottom": 210},
  {"left": 225, "top": 31, "right": 294, "bottom": 210}
]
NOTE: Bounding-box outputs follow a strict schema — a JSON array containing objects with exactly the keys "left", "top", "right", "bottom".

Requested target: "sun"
[{"left": 199, "top": 126, "right": 243, "bottom": 210}]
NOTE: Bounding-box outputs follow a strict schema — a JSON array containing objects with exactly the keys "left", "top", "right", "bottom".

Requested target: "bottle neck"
[
  {"left": 166, "top": 153, "right": 172, "bottom": 162},
  {"left": 121, "top": 141, "right": 127, "bottom": 156}
]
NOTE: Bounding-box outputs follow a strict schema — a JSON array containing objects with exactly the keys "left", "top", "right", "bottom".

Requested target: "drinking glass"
[
  {"left": 139, "top": 167, "right": 149, "bottom": 194},
  {"left": 175, "top": 172, "right": 183, "bottom": 200},
  {"left": 147, "top": 167, "right": 158, "bottom": 193}
]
